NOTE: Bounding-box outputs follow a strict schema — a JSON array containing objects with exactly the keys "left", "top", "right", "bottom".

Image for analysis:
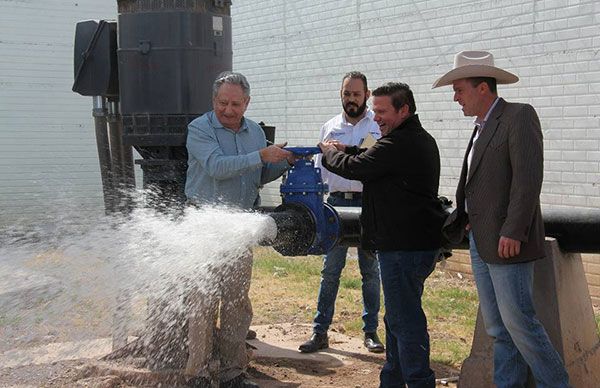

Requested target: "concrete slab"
[
  {"left": 0, "top": 323, "right": 376, "bottom": 369},
  {"left": 0, "top": 338, "right": 112, "bottom": 368},
  {"left": 248, "top": 323, "right": 382, "bottom": 367}
]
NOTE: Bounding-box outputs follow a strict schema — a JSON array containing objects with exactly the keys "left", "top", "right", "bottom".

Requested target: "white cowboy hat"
[{"left": 431, "top": 50, "right": 519, "bottom": 88}]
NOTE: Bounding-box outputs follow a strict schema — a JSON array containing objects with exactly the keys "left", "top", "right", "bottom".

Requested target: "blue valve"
[
  {"left": 279, "top": 146, "right": 340, "bottom": 255},
  {"left": 285, "top": 146, "right": 321, "bottom": 156}
]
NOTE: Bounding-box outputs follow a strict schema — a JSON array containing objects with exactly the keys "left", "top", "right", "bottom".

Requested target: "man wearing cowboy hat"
[{"left": 432, "top": 51, "right": 570, "bottom": 388}]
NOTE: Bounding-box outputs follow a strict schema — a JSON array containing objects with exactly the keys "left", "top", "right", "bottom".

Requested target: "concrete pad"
[
  {"left": 0, "top": 323, "right": 376, "bottom": 367},
  {"left": 0, "top": 338, "right": 112, "bottom": 368},
  {"left": 249, "top": 323, "right": 383, "bottom": 366},
  {"left": 0, "top": 323, "right": 375, "bottom": 370}
]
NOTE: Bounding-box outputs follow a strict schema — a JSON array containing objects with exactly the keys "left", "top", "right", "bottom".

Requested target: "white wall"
[
  {"left": 0, "top": 1, "right": 117, "bottom": 226},
  {"left": 231, "top": 0, "right": 600, "bottom": 208}
]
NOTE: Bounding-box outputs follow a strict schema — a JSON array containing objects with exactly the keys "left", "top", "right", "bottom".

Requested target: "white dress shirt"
[{"left": 315, "top": 110, "right": 381, "bottom": 193}]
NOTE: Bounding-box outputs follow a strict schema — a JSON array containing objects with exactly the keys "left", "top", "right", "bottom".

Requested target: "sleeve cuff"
[{"left": 249, "top": 150, "right": 263, "bottom": 167}]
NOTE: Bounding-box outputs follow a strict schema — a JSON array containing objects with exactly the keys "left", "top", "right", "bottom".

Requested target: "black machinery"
[{"left": 73, "top": 0, "right": 233, "bottom": 210}]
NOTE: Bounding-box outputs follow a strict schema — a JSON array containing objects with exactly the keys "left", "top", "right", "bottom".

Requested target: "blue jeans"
[
  {"left": 378, "top": 250, "right": 437, "bottom": 388},
  {"left": 313, "top": 195, "right": 381, "bottom": 334},
  {"left": 469, "top": 231, "right": 571, "bottom": 388}
]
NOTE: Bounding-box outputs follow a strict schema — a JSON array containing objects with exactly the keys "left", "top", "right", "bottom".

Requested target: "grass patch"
[
  {"left": 250, "top": 247, "right": 478, "bottom": 367},
  {"left": 251, "top": 247, "right": 600, "bottom": 367},
  {"left": 340, "top": 277, "right": 362, "bottom": 290}
]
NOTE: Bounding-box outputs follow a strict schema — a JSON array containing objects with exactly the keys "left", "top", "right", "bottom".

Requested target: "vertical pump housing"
[{"left": 117, "top": 0, "right": 232, "bottom": 202}]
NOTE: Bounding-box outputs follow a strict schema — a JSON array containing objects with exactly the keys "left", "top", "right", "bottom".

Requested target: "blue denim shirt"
[{"left": 185, "top": 111, "right": 288, "bottom": 209}]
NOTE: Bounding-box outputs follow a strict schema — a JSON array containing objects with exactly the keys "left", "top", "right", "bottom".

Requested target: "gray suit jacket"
[{"left": 443, "top": 98, "right": 546, "bottom": 264}]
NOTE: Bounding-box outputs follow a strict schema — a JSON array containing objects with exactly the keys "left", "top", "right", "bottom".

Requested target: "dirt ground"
[{"left": 0, "top": 323, "right": 459, "bottom": 387}]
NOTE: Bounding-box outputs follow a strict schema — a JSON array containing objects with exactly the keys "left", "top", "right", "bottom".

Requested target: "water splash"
[{"left": 0, "top": 199, "right": 277, "bottom": 363}]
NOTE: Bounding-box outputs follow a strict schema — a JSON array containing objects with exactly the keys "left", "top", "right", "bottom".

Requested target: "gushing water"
[{"left": 0, "top": 200, "right": 277, "bottom": 363}]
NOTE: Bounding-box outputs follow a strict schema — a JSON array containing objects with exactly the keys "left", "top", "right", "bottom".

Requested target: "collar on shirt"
[
  {"left": 340, "top": 109, "right": 375, "bottom": 126},
  {"left": 473, "top": 97, "right": 500, "bottom": 130},
  {"left": 209, "top": 111, "right": 249, "bottom": 133}
]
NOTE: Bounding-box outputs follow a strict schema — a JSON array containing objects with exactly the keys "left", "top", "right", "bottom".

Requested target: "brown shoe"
[
  {"left": 364, "top": 332, "right": 384, "bottom": 353},
  {"left": 298, "top": 332, "right": 329, "bottom": 353}
]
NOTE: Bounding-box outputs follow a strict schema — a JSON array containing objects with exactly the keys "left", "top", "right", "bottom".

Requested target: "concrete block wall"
[
  {"left": 0, "top": 1, "right": 117, "bottom": 226},
  {"left": 231, "top": 0, "right": 600, "bottom": 208}
]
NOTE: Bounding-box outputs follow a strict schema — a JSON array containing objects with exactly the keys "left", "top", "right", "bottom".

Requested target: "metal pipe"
[
  {"left": 261, "top": 204, "right": 316, "bottom": 256},
  {"left": 263, "top": 206, "right": 600, "bottom": 255},
  {"left": 107, "top": 99, "right": 135, "bottom": 211},
  {"left": 335, "top": 207, "right": 361, "bottom": 247},
  {"left": 92, "top": 96, "right": 114, "bottom": 213},
  {"left": 542, "top": 207, "right": 600, "bottom": 253}
]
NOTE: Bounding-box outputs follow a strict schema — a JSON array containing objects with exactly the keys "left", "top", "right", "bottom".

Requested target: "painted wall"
[
  {"left": 230, "top": 0, "right": 600, "bottom": 208},
  {"left": 0, "top": 1, "right": 117, "bottom": 226}
]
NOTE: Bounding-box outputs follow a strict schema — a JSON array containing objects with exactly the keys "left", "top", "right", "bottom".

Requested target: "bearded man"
[{"left": 299, "top": 71, "right": 384, "bottom": 354}]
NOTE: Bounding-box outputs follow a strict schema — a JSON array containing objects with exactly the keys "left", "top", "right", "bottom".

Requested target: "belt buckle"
[{"left": 344, "top": 192, "right": 353, "bottom": 200}]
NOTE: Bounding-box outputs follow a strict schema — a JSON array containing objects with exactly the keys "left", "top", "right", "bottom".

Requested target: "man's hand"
[
  {"left": 286, "top": 152, "right": 301, "bottom": 165},
  {"left": 260, "top": 142, "right": 292, "bottom": 163},
  {"left": 498, "top": 236, "right": 521, "bottom": 259},
  {"left": 327, "top": 140, "right": 346, "bottom": 152},
  {"left": 318, "top": 141, "right": 341, "bottom": 153}
]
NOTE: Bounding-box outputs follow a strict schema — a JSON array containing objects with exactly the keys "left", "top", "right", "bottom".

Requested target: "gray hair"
[{"left": 212, "top": 71, "right": 251, "bottom": 98}]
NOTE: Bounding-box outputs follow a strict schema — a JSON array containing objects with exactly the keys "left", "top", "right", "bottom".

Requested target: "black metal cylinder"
[
  {"left": 263, "top": 203, "right": 316, "bottom": 257},
  {"left": 335, "top": 207, "right": 361, "bottom": 247},
  {"left": 115, "top": 0, "right": 234, "bottom": 206},
  {"left": 543, "top": 208, "right": 600, "bottom": 253},
  {"left": 264, "top": 205, "right": 600, "bottom": 255},
  {"left": 117, "top": 0, "right": 232, "bottom": 116}
]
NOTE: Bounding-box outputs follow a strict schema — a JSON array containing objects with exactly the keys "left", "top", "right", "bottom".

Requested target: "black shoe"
[
  {"left": 188, "top": 376, "right": 211, "bottom": 388},
  {"left": 220, "top": 374, "right": 260, "bottom": 388},
  {"left": 246, "top": 329, "right": 257, "bottom": 340},
  {"left": 298, "top": 332, "right": 329, "bottom": 353},
  {"left": 364, "top": 332, "right": 384, "bottom": 353}
]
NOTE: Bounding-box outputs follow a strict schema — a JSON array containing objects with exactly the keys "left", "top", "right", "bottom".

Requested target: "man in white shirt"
[{"left": 299, "top": 71, "right": 384, "bottom": 353}]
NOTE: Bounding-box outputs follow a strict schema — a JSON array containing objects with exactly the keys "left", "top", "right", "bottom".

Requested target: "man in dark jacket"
[{"left": 319, "top": 82, "right": 444, "bottom": 388}]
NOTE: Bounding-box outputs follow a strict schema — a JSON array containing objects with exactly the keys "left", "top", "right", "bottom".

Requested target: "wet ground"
[{"left": 0, "top": 323, "right": 459, "bottom": 387}]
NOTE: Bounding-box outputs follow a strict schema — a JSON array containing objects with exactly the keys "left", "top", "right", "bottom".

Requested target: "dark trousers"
[{"left": 377, "top": 250, "right": 437, "bottom": 388}]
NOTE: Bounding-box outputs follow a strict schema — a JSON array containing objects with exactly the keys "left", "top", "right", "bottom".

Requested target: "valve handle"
[{"left": 285, "top": 146, "right": 321, "bottom": 156}]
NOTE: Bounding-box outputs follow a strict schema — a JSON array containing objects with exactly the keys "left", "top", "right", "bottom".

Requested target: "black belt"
[{"left": 330, "top": 191, "right": 362, "bottom": 200}]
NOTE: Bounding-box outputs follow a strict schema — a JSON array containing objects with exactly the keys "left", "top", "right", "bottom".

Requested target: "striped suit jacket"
[{"left": 443, "top": 98, "right": 546, "bottom": 264}]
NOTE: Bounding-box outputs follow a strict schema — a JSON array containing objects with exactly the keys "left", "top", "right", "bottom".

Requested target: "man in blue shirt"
[
  {"left": 185, "top": 74, "right": 292, "bottom": 208},
  {"left": 184, "top": 72, "right": 292, "bottom": 388}
]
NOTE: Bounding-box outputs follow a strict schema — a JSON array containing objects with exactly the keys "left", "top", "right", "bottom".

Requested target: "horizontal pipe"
[
  {"left": 262, "top": 206, "right": 600, "bottom": 255},
  {"left": 542, "top": 207, "right": 600, "bottom": 253},
  {"left": 259, "top": 204, "right": 316, "bottom": 257}
]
